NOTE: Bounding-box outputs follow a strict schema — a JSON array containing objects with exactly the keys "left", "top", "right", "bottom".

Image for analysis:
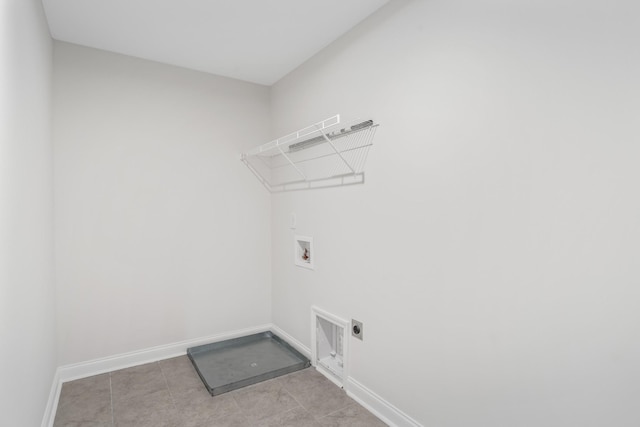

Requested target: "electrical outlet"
[{"left": 352, "top": 319, "right": 363, "bottom": 340}]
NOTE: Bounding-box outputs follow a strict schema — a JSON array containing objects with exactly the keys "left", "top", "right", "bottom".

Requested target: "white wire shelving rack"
[{"left": 241, "top": 115, "right": 378, "bottom": 193}]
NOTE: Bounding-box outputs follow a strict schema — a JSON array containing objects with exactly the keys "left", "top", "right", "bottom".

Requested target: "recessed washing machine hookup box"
[
  {"left": 295, "top": 235, "right": 314, "bottom": 269},
  {"left": 311, "top": 306, "right": 348, "bottom": 388}
]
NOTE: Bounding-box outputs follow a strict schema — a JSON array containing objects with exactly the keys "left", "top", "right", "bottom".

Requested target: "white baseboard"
[
  {"left": 41, "top": 370, "right": 62, "bottom": 427},
  {"left": 57, "top": 324, "right": 272, "bottom": 382},
  {"left": 270, "top": 324, "right": 421, "bottom": 427},
  {"left": 270, "top": 323, "right": 311, "bottom": 359},
  {"left": 346, "top": 377, "right": 423, "bottom": 427},
  {"left": 41, "top": 323, "right": 272, "bottom": 427},
  {"left": 41, "top": 324, "right": 421, "bottom": 427}
]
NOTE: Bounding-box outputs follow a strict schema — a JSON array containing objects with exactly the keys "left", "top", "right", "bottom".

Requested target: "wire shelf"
[{"left": 241, "top": 115, "right": 378, "bottom": 192}]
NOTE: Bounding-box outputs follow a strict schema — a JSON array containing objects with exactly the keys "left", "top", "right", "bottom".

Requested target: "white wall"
[
  {"left": 0, "top": 0, "right": 55, "bottom": 425},
  {"left": 270, "top": 1, "right": 640, "bottom": 426},
  {"left": 53, "top": 43, "right": 271, "bottom": 365}
]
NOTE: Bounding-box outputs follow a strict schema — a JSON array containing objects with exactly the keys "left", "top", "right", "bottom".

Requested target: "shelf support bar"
[
  {"left": 278, "top": 146, "right": 307, "bottom": 181},
  {"left": 318, "top": 129, "right": 356, "bottom": 175}
]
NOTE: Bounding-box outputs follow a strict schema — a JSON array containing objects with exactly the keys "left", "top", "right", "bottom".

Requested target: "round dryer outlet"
[{"left": 351, "top": 319, "right": 363, "bottom": 340}]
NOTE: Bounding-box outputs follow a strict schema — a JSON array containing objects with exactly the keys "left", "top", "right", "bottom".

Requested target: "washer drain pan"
[{"left": 187, "top": 331, "right": 310, "bottom": 395}]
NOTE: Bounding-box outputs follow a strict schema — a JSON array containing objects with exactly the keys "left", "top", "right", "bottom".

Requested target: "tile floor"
[{"left": 53, "top": 355, "right": 388, "bottom": 426}]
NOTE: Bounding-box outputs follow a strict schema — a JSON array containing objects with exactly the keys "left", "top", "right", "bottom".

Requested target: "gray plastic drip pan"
[{"left": 187, "top": 331, "right": 310, "bottom": 396}]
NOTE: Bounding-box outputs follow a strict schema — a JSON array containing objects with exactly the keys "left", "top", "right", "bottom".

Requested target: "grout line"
[
  {"left": 285, "top": 387, "right": 308, "bottom": 414},
  {"left": 157, "top": 361, "right": 178, "bottom": 411},
  {"left": 229, "top": 377, "right": 304, "bottom": 423},
  {"left": 228, "top": 393, "right": 252, "bottom": 424},
  {"left": 316, "top": 401, "right": 358, "bottom": 421},
  {"left": 229, "top": 392, "right": 241, "bottom": 415},
  {"left": 109, "top": 373, "right": 115, "bottom": 427},
  {"left": 272, "top": 407, "right": 300, "bottom": 419},
  {"left": 280, "top": 376, "right": 308, "bottom": 415}
]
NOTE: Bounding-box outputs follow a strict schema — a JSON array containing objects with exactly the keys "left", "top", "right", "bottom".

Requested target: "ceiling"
[{"left": 42, "top": 0, "right": 389, "bottom": 86}]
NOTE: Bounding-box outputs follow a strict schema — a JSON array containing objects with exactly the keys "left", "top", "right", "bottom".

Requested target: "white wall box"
[
  {"left": 311, "top": 306, "right": 348, "bottom": 388},
  {"left": 241, "top": 115, "right": 378, "bottom": 192},
  {"left": 294, "top": 235, "right": 314, "bottom": 269}
]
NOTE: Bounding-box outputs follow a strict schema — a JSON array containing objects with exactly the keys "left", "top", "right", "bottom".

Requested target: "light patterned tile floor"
[{"left": 53, "top": 356, "right": 388, "bottom": 427}]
